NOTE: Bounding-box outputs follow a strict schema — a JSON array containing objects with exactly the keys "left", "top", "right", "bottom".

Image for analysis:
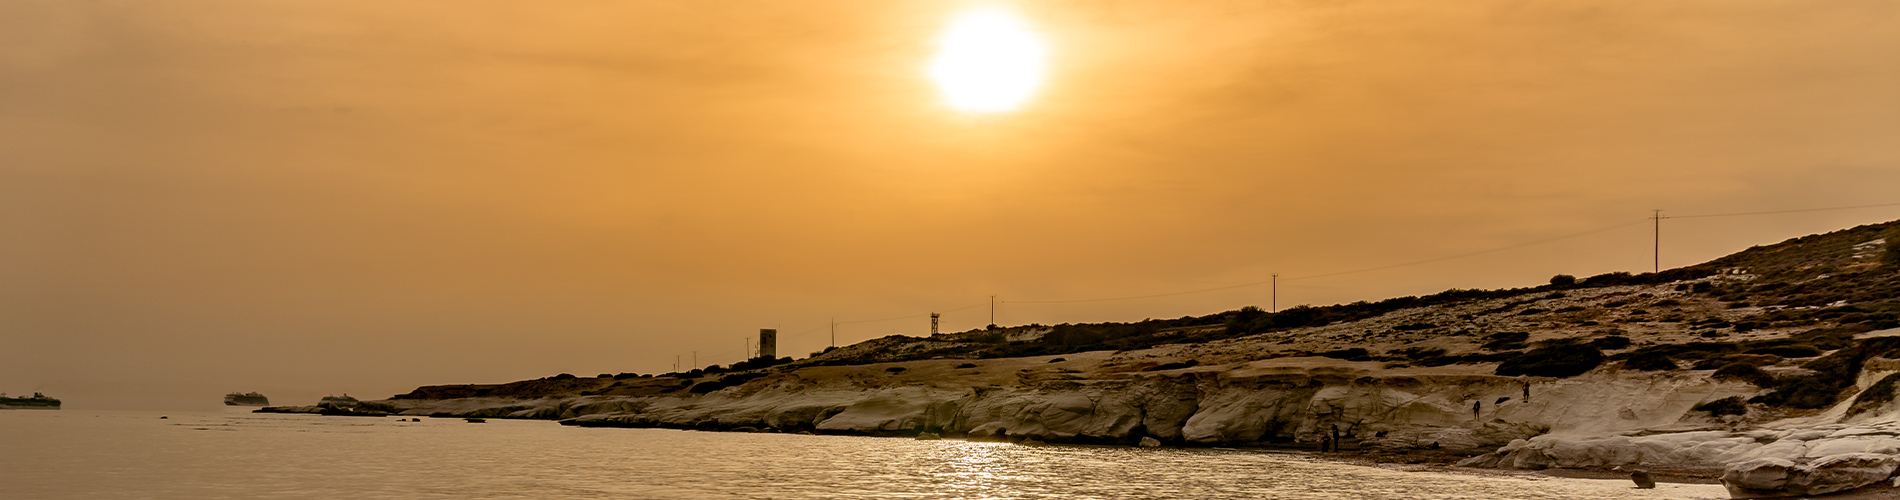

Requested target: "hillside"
[
  {"left": 344, "top": 219, "right": 1900, "bottom": 498},
  {"left": 389, "top": 219, "right": 1899, "bottom": 402}
]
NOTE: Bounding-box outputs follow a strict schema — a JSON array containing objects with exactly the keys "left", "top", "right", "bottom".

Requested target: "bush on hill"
[
  {"left": 1886, "top": 227, "right": 1900, "bottom": 268},
  {"left": 1391, "top": 347, "right": 1447, "bottom": 360},
  {"left": 1849, "top": 373, "right": 1900, "bottom": 416},
  {"left": 1753, "top": 376, "right": 1842, "bottom": 409},
  {"left": 1146, "top": 360, "right": 1200, "bottom": 371},
  {"left": 1747, "top": 336, "right": 1900, "bottom": 409},
  {"left": 1589, "top": 336, "right": 1632, "bottom": 350},
  {"left": 1787, "top": 326, "right": 1864, "bottom": 351},
  {"left": 1482, "top": 332, "right": 1530, "bottom": 351},
  {"left": 1742, "top": 344, "right": 1823, "bottom": 358},
  {"left": 1691, "top": 354, "right": 1782, "bottom": 370},
  {"left": 1415, "top": 351, "right": 1519, "bottom": 367},
  {"left": 688, "top": 372, "right": 768, "bottom": 394},
  {"left": 1622, "top": 351, "right": 1678, "bottom": 371},
  {"left": 1496, "top": 340, "right": 1605, "bottom": 377},
  {"left": 1695, "top": 396, "right": 1749, "bottom": 417},
  {"left": 1712, "top": 363, "right": 1774, "bottom": 386},
  {"left": 1319, "top": 348, "right": 1370, "bottom": 360},
  {"left": 1609, "top": 342, "right": 1739, "bottom": 363}
]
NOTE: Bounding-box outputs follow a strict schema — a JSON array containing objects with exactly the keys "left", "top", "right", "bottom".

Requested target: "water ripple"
[{"left": 0, "top": 410, "right": 1729, "bottom": 500}]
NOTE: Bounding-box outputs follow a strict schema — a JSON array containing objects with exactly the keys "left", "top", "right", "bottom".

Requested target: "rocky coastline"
[{"left": 353, "top": 221, "right": 1900, "bottom": 498}]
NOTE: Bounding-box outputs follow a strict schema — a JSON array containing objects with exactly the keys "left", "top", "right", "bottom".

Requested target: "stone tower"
[{"left": 758, "top": 329, "right": 777, "bottom": 359}]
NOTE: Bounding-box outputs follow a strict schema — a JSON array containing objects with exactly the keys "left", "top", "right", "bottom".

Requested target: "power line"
[
  {"left": 1005, "top": 218, "right": 1651, "bottom": 304},
  {"left": 668, "top": 201, "right": 1899, "bottom": 368},
  {"left": 829, "top": 302, "right": 987, "bottom": 326},
  {"left": 1671, "top": 201, "right": 1900, "bottom": 219}
]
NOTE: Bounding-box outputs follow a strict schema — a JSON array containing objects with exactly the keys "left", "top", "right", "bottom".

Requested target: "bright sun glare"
[{"left": 930, "top": 9, "right": 1047, "bottom": 113}]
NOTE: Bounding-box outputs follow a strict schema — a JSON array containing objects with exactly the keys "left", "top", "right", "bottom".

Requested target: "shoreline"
[{"left": 267, "top": 404, "right": 1721, "bottom": 484}]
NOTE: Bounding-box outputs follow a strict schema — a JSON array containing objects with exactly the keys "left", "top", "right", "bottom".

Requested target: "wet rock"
[
  {"left": 916, "top": 432, "right": 941, "bottom": 440},
  {"left": 1628, "top": 470, "right": 1656, "bottom": 489},
  {"left": 1138, "top": 437, "right": 1162, "bottom": 447}
]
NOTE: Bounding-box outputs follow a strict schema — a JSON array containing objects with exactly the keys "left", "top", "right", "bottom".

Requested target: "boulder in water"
[
  {"left": 1139, "top": 437, "right": 1162, "bottom": 447},
  {"left": 916, "top": 432, "right": 941, "bottom": 440},
  {"left": 1628, "top": 470, "right": 1656, "bottom": 489}
]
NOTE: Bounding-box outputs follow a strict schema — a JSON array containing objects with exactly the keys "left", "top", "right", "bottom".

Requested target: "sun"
[{"left": 929, "top": 9, "right": 1047, "bottom": 113}]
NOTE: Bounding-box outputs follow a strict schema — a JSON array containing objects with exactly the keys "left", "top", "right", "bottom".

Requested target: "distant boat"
[
  {"left": 464, "top": 418, "right": 486, "bottom": 423},
  {"left": 318, "top": 394, "right": 360, "bottom": 408},
  {"left": 223, "top": 392, "right": 270, "bottom": 406},
  {"left": 0, "top": 392, "right": 60, "bottom": 410}
]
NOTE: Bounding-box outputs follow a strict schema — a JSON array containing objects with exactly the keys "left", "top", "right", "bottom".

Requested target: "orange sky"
[{"left": 4, "top": 0, "right": 1899, "bottom": 409}]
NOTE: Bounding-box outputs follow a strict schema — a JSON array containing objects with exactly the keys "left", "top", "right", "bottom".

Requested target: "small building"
[{"left": 759, "top": 329, "right": 777, "bottom": 359}]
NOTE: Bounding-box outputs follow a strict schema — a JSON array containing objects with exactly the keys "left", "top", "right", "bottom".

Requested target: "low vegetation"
[
  {"left": 1694, "top": 396, "right": 1749, "bottom": 417},
  {"left": 1496, "top": 339, "right": 1604, "bottom": 377},
  {"left": 1848, "top": 373, "right": 1900, "bottom": 416},
  {"left": 1711, "top": 363, "right": 1773, "bottom": 386}
]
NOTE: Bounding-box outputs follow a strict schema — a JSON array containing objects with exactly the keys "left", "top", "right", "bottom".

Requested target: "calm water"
[{"left": 3, "top": 408, "right": 1726, "bottom": 500}]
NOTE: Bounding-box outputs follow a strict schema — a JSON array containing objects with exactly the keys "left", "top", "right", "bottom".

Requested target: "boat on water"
[
  {"left": 0, "top": 392, "right": 60, "bottom": 410},
  {"left": 223, "top": 392, "right": 270, "bottom": 406},
  {"left": 318, "top": 394, "right": 360, "bottom": 408}
]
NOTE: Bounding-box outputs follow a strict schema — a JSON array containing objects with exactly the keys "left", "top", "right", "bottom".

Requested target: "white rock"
[
  {"left": 1723, "top": 454, "right": 1900, "bottom": 498},
  {"left": 1722, "top": 458, "right": 1795, "bottom": 495},
  {"left": 1803, "top": 436, "right": 1900, "bottom": 457}
]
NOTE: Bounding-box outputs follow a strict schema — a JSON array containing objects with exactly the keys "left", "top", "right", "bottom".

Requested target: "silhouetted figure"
[
  {"left": 1523, "top": 380, "right": 1532, "bottom": 403},
  {"left": 1330, "top": 425, "right": 1342, "bottom": 451},
  {"left": 1473, "top": 400, "right": 1482, "bottom": 419},
  {"left": 1319, "top": 434, "right": 1332, "bottom": 452}
]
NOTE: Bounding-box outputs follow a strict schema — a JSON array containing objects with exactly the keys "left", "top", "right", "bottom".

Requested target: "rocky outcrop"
[
  {"left": 1723, "top": 454, "right": 1900, "bottom": 498},
  {"left": 378, "top": 353, "right": 1757, "bottom": 455}
]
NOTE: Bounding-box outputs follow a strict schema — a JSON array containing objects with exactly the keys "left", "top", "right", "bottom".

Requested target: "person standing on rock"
[
  {"left": 1473, "top": 400, "right": 1481, "bottom": 420},
  {"left": 1319, "top": 434, "right": 1331, "bottom": 453},
  {"left": 1523, "top": 380, "right": 1531, "bottom": 403}
]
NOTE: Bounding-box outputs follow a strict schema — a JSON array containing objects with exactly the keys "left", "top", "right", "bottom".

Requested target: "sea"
[{"left": 2, "top": 408, "right": 1730, "bottom": 500}]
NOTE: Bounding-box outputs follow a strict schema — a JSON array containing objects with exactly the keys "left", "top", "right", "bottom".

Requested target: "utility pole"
[
  {"left": 990, "top": 295, "right": 996, "bottom": 327},
  {"left": 674, "top": 355, "right": 680, "bottom": 372},
  {"left": 829, "top": 317, "right": 835, "bottom": 348},
  {"left": 1271, "top": 273, "right": 1278, "bottom": 313},
  {"left": 692, "top": 351, "right": 697, "bottom": 369},
  {"left": 1652, "top": 209, "right": 1665, "bottom": 273}
]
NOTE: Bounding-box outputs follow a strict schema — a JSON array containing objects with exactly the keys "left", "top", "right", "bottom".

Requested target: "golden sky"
[{"left": 4, "top": 0, "right": 1899, "bottom": 409}]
